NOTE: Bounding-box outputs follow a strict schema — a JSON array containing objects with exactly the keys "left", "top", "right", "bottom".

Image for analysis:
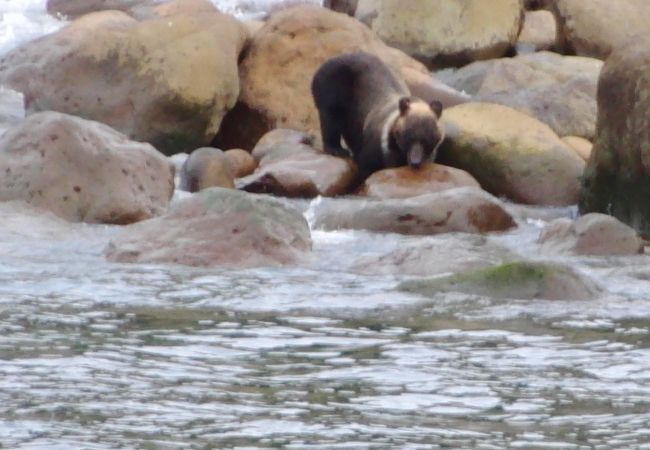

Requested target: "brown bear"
[{"left": 311, "top": 51, "right": 445, "bottom": 180}]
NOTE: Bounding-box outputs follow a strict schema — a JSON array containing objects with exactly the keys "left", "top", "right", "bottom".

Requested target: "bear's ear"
[
  {"left": 430, "top": 100, "right": 443, "bottom": 118},
  {"left": 398, "top": 97, "right": 411, "bottom": 116}
]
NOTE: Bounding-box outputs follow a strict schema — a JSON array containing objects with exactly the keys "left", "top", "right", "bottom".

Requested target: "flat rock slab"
[{"left": 310, "top": 187, "right": 516, "bottom": 235}]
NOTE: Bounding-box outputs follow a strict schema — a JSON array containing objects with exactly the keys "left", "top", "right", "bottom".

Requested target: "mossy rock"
[{"left": 398, "top": 261, "right": 602, "bottom": 300}]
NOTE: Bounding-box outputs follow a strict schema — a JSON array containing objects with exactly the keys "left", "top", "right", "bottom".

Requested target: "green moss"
[{"left": 398, "top": 261, "right": 598, "bottom": 300}]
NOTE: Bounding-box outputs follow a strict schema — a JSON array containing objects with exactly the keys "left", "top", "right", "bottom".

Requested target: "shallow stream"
[{"left": 1, "top": 2, "right": 650, "bottom": 449}]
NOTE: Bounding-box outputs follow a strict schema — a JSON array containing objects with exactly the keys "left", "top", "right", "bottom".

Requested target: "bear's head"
[{"left": 390, "top": 97, "right": 444, "bottom": 169}]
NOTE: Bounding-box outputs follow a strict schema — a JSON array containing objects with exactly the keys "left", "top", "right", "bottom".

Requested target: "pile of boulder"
[{"left": 0, "top": 0, "right": 647, "bottom": 280}]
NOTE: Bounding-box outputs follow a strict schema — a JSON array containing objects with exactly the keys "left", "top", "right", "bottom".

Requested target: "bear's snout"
[{"left": 407, "top": 144, "right": 425, "bottom": 168}]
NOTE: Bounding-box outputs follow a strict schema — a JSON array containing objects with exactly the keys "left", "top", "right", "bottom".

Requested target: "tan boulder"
[
  {"left": 105, "top": 188, "right": 312, "bottom": 268},
  {"left": 358, "top": 163, "right": 480, "bottom": 199},
  {"left": 238, "top": 151, "right": 357, "bottom": 198},
  {"left": 214, "top": 5, "right": 441, "bottom": 150},
  {"left": 437, "top": 51, "right": 602, "bottom": 139},
  {"left": 47, "top": 0, "right": 218, "bottom": 20},
  {"left": 440, "top": 102, "right": 585, "bottom": 206},
  {"left": 352, "top": 233, "right": 515, "bottom": 276},
  {"left": 224, "top": 149, "right": 257, "bottom": 178},
  {"left": 538, "top": 213, "right": 644, "bottom": 256},
  {"left": 561, "top": 136, "right": 592, "bottom": 161},
  {"left": 579, "top": 36, "right": 650, "bottom": 236},
  {"left": 251, "top": 128, "right": 316, "bottom": 164},
  {"left": 553, "top": 0, "right": 650, "bottom": 60},
  {"left": 357, "top": 0, "right": 524, "bottom": 66},
  {"left": 0, "top": 111, "right": 174, "bottom": 224},
  {"left": 517, "top": 10, "right": 557, "bottom": 53},
  {"left": 179, "top": 148, "right": 235, "bottom": 192},
  {"left": 46, "top": 0, "right": 153, "bottom": 18},
  {"left": 0, "top": 8, "right": 247, "bottom": 155},
  {"left": 311, "top": 187, "right": 516, "bottom": 235}
]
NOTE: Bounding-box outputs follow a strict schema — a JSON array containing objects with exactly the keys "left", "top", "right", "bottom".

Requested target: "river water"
[{"left": 2, "top": 2, "right": 650, "bottom": 449}]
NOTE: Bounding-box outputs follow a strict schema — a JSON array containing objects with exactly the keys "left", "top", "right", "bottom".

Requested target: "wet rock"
[
  {"left": 352, "top": 233, "right": 515, "bottom": 276},
  {"left": 251, "top": 129, "right": 316, "bottom": 164},
  {"left": 213, "top": 5, "right": 433, "bottom": 150},
  {"left": 0, "top": 111, "right": 174, "bottom": 224},
  {"left": 358, "top": 163, "right": 480, "bottom": 200},
  {"left": 105, "top": 188, "right": 311, "bottom": 268},
  {"left": 552, "top": 0, "right": 650, "bottom": 60},
  {"left": 439, "top": 103, "right": 585, "bottom": 206},
  {"left": 579, "top": 37, "right": 650, "bottom": 236},
  {"left": 561, "top": 136, "right": 592, "bottom": 162},
  {"left": 238, "top": 151, "right": 357, "bottom": 198},
  {"left": 357, "top": 0, "right": 523, "bottom": 66},
  {"left": 0, "top": 8, "right": 247, "bottom": 155},
  {"left": 399, "top": 261, "right": 602, "bottom": 301},
  {"left": 437, "top": 51, "right": 602, "bottom": 139},
  {"left": 516, "top": 10, "right": 557, "bottom": 53},
  {"left": 47, "top": 0, "right": 218, "bottom": 20},
  {"left": 224, "top": 149, "right": 257, "bottom": 178},
  {"left": 538, "top": 213, "right": 644, "bottom": 256},
  {"left": 47, "top": 0, "right": 153, "bottom": 18},
  {"left": 179, "top": 148, "right": 235, "bottom": 192},
  {"left": 310, "top": 187, "right": 516, "bottom": 235}
]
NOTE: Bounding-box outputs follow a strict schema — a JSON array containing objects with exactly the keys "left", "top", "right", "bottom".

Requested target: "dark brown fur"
[{"left": 311, "top": 51, "right": 444, "bottom": 180}]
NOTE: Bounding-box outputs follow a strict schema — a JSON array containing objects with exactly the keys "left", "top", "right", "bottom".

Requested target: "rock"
[
  {"left": 213, "top": 5, "right": 434, "bottom": 150},
  {"left": 357, "top": 0, "right": 524, "bottom": 66},
  {"left": 179, "top": 148, "right": 235, "bottom": 192},
  {"left": 436, "top": 51, "right": 603, "bottom": 140},
  {"left": 0, "top": 8, "right": 247, "bottom": 155},
  {"left": 552, "top": 0, "right": 650, "bottom": 60},
  {"left": 561, "top": 136, "right": 592, "bottom": 161},
  {"left": 251, "top": 128, "right": 316, "bottom": 164},
  {"left": 224, "top": 149, "right": 257, "bottom": 178},
  {"left": 579, "top": 37, "right": 650, "bottom": 236},
  {"left": 399, "top": 261, "right": 602, "bottom": 301},
  {"left": 47, "top": 0, "right": 152, "bottom": 18},
  {"left": 0, "top": 111, "right": 174, "bottom": 224},
  {"left": 105, "top": 188, "right": 311, "bottom": 267},
  {"left": 358, "top": 163, "right": 480, "bottom": 199},
  {"left": 516, "top": 10, "right": 557, "bottom": 53},
  {"left": 538, "top": 213, "right": 644, "bottom": 256},
  {"left": 439, "top": 103, "right": 585, "bottom": 206},
  {"left": 323, "top": 0, "right": 358, "bottom": 15},
  {"left": 238, "top": 151, "right": 357, "bottom": 198},
  {"left": 352, "top": 233, "right": 515, "bottom": 276},
  {"left": 311, "top": 187, "right": 516, "bottom": 235},
  {"left": 401, "top": 67, "right": 471, "bottom": 109},
  {"left": 47, "top": 0, "right": 219, "bottom": 20}
]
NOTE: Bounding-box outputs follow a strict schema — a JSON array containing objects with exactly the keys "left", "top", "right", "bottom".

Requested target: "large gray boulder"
[
  {"left": 310, "top": 187, "right": 516, "bottom": 235},
  {"left": 105, "top": 188, "right": 312, "bottom": 268},
  {"left": 0, "top": 7, "right": 247, "bottom": 155},
  {"left": 579, "top": 37, "right": 650, "bottom": 236},
  {"left": 0, "top": 111, "right": 174, "bottom": 224}
]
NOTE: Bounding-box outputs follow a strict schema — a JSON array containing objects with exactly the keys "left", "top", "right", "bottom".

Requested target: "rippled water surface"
[
  {"left": 1, "top": 202, "right": 650, "bottom": 449},
  {"left": 2, "top": 1, "right": 650, "bottom": 449}
]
